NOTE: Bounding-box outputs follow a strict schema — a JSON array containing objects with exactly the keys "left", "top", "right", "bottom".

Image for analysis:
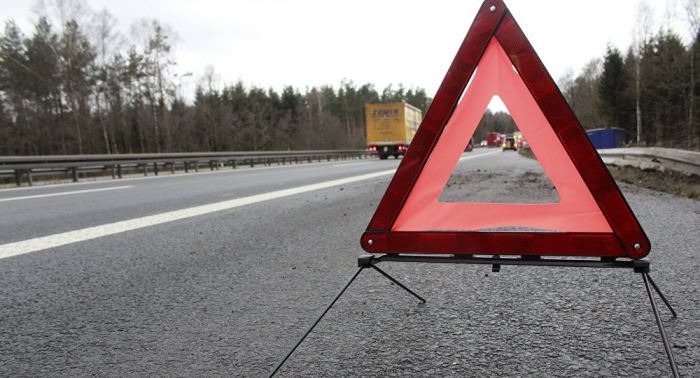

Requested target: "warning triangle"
[
  {"left": 361, "top": 0, "right": 650, "bottom": 259},
  {"left": 395, "top": 39, "right": 610, "bottom": 233}
]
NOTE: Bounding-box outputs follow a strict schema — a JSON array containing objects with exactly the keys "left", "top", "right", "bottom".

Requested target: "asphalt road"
[{"left": 0, "top": 149, "right": 697, "bottom": 377}]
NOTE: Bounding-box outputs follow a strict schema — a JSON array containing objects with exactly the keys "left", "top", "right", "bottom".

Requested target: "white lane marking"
[
  {"left": 333, "top": 150, "right": 496, "bottom": 168},
  {"left": 0, "top": 186, "right": 133, "bottom": 203},
  {"left": 0, "top": 149, "right": 498, "bottom": 260},
  {"left": 0, "top": 170, "right": 392, "bottom": 259},
  {"left": 459, "top": 150, "right": 500, "bottom": 161},
  {"left": 332, "top": 162, "right": 372, "bottom": 167}
]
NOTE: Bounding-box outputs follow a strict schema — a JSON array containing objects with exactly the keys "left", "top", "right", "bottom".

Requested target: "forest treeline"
[
  {"left": 561, "top": 29, "right": 700, "bottom": 149},
  {"left": 476, "top": 24, "right": 700, "bottom": 150},
  {"left": 0, "top": 8, "right": 429, "bottom": 156},
  {"left": 1, "top": 2, "right": 699, "bottom": 155}
]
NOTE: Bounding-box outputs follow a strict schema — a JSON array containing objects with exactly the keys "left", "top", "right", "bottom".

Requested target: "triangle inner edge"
[
  {"left": 438, "top": 96, "right": 561, "bottom": 205},
  {"left": 391, "top": 38, "right": 610, "bottom": 234}
]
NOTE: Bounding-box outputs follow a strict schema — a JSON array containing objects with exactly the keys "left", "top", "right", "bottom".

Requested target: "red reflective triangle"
[{"left": 361, "top": 0, "right": 650, "bottom": 259}]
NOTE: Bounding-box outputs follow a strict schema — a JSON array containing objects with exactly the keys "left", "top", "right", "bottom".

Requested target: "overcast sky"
[{"left": 0, "top": 0, "right": 695, "bottom": 107}]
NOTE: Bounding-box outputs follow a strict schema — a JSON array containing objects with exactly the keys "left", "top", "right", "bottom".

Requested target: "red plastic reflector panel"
[
  {"left": 393, "top": 39, "right": 609, "bottom": 233},
  {"left": 361, "top": 0, "right": 650, "bottom": 259}
]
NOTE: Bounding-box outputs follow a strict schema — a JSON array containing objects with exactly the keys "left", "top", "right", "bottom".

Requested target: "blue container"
[{"left": 586, "top": 127, "right": 627, "bottom": 149}]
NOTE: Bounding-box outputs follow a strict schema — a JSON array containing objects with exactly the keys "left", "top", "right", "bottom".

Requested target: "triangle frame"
[
  {"left": 393, "top": 38, "right": 611, "bottom": 234},
  {"left": 360, "top": 0, "right": 650, "bottom": 259}
]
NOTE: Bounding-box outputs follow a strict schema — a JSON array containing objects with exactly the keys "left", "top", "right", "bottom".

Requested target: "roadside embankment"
[{"left": 519, "top": 146, "right": 700, "bottom": 199}]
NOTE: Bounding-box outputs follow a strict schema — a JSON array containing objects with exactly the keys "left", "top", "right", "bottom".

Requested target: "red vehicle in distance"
[{"left": 485, "top": 132, "right": 499, "bottom": 147}]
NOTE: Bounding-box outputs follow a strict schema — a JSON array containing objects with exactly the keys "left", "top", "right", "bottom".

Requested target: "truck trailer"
[{"left": 365, "top": 102, "right": 422, "bottom": 159}]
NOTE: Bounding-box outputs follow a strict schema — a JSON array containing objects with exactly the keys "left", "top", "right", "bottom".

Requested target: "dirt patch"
[
  {"left": 440, "top": 169, "right": 558, "bottom": 204},
  {"left": 607, "top": 165, "right": 700, "bottom": 200}
]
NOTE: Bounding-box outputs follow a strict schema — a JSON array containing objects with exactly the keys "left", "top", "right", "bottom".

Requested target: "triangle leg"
[
  {"left": 642, "top": 273, "right": 680, "bottom": 378},
  {"left": 645, "top": 274, "right": 677, "bottom": 318},
  {"left": 370, "top": 265, "right": 426, "bottom": 303},
  {"left": 269, "top": 266, "right": 366, "bottom": 377}
]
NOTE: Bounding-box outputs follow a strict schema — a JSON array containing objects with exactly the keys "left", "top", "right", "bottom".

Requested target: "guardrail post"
[
  {"left": 184, "top": 162, "right": 189, "bottom": 173},
  {"left": 231, "top": 160, "right": 237, "bottom": 169},
  {"left": 194, "top": 162, "right": 199, "bottom": 172},
  {"left": 72, "top": 167, "right": 79, "bottom": 182},
  {"left": 170, "top": 162, "right": 175, "bottom": 174},
  {"left": 209, "top": 161, "right": 214, "bottom": 171},
  {"left": 143, "top": 164, "right": 148, "bottom": 176},
  {"left": 153, "top": 163, "right": 159, "bottom": 176},
  {"left": 26, "top": 169, "right": 33, "bottom": 186},
  {"left": 14, "top": 169, "right": 21, "bottom": 186},
  {"left": 117, "top": 164, "right": 123, "bottom": 178},
  {"left": 249, "top": 159, "right": 254, "bottom": 168},
  {"left": 110, "top": 165, "right": 116, "bottom": 179}
]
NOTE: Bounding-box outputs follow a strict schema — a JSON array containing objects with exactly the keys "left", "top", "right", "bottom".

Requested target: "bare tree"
[
  {"left": 559, "top": 59, "right": 603, "bottom": 130},
  {"left": 130, "top": 19, "right": 177, "bottom": 152},
  {"left": 633, "top": 1, "right": 655, "bottom": 143},
  {"left": 200, "top": 65, "right": 221, "bottom": 94},
  {"left": 32, "top": 0, "right": 91, "bottom": 34},
  {"left": 90, "top": 8, "right": 119, "bottom": 154},
  {"left": 685, "top": 0, "right": 699, "bottom": 148}
]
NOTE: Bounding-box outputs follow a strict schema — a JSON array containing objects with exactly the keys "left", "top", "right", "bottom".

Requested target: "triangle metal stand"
[{"left": 269, "top": 254, "right": 679, "bottom": 377}]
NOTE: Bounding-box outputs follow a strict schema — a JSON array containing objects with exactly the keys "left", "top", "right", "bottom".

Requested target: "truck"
[
  {"left": 365, "top": 102, "right": 422, "bottom": 159},
  {"left": 485, "top": 132, "right": 500, "bottom": 147}
]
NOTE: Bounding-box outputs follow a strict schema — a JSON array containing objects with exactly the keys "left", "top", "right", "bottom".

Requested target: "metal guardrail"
[
  {"left": 519, "top": 145, "right": 699, "bottom": 176},
  {"left": 597, "top": 147, "right": 700, "bottom": 176},
  {"left": 4, "top": 147, "right": 695, "bottom": 187},
  {"left": 0, "top": 150, "right": 375, "bottom": 186}
]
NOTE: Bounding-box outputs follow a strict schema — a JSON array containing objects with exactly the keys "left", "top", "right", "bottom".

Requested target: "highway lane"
[
  {"left": 0, "top": 155, "right": 409, "bottom": 245},
  {"left": 0, "top": 149, "right": 697, "bottom": 376},
  {"left": 0, "top": 149, "right": 491, "bottom": 246}
]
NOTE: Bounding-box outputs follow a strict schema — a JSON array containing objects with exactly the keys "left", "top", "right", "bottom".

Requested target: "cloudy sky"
[{"left": 0, "top": 0, "right": 694, "bottom": 105}]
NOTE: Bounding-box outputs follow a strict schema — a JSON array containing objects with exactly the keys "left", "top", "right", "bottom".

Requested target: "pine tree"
[{"left": 599, "top": 45, "right": 634, "bottom": 132}]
